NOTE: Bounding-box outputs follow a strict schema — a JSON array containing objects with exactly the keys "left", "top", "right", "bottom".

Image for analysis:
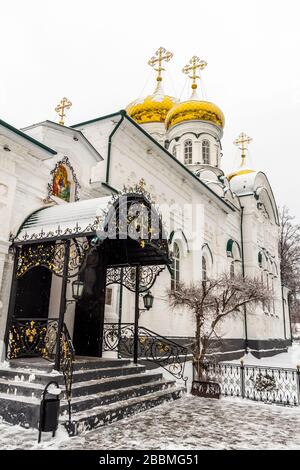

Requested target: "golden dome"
[
  {"left": 126, "top": 82, "right": 177, "bottom": 125},
  {"left": 165, "top": 55, "right": 224, "bottom": 130},
  {"left": 165, "top": 96, "right": 225, "bottom": 130}
]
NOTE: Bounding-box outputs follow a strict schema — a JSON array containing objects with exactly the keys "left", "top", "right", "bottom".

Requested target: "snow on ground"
[
  {"left": 228, "top": 342, "right": 300, "bottom": 369},
  {"left": 1, "top": 395, "right": 300, "bottom": 450}
]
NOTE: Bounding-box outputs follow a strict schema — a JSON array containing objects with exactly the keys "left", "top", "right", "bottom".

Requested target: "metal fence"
[{"left": 195, "top": 361, "right": 300, "bottom": 406}]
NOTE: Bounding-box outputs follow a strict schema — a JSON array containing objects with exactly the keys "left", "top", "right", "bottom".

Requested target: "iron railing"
[
  {"left": 60, "top": 323, "right": 75, "bottom": 422},
  {"left": 103, "top": 323, "right": 188, "bottom": 384},
  {"left": 7, "top": 318, "right": 59, "bottom": 360},
  {"left": 194, "top": 361, "right": 300, "bottom": 406},
  {"left": 7, "top": 318, "right": 75, "bottom": 418}
]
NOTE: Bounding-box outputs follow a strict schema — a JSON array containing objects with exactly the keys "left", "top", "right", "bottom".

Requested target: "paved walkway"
[{"left": 1, "top": 395, "right": 300, "bottom": 450}]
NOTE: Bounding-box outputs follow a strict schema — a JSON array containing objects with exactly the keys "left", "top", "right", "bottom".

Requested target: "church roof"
[
  {"left": 0, "top": 118, "right": 57, "bottom": 156},
  {"left": 72, "top": 110, "right": 236, "bottom": 214},
  {"left": 22, "top": 120, "right": 103, "bottom": 161}
]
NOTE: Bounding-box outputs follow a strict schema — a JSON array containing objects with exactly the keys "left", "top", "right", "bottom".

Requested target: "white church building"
[{"left": 0, "top": 47, "right": 292, "bottom": 374}]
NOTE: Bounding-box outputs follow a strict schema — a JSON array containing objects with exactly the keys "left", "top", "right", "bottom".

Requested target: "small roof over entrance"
[
  {"left": 14, "top": 193, "right": 170, "bottom": 267},
  {"left": 16, "top": 197, "right": 111, "bottom": 243}
]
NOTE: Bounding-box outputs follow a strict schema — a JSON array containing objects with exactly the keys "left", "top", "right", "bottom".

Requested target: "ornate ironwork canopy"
[{"left": 12, "top": 192, "right": 170, "bottom": 281}]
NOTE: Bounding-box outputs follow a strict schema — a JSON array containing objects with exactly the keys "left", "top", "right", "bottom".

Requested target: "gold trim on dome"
[
  {"left": 127, "top": 94, "right": 177, "bottom": 124},
  {"left": 165, "top": 100, "right": 225, "bottom": 129}
]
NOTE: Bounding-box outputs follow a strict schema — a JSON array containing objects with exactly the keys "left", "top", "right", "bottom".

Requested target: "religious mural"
[{"left": 52, "top": 164, "right": 71, "bottom": 202}]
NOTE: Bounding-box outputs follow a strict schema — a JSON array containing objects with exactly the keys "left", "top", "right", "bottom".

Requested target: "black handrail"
[
  {"left": 60, "top": 323, "right": 75, "bottom": 423},
  {"left": 103, "top": 322, "right": 188, "bottom": 385}
]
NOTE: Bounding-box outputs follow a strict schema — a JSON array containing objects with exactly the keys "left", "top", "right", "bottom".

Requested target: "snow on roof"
[{"left": 15, "top": 197, "right": 112, "bottom": 242}]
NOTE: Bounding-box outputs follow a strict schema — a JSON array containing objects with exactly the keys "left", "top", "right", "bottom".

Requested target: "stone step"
[
  {"left": 61, "top": 379, "right": 175, "bottom": 414},
  {"left": 0, "top": 393, "right": 40, "bottom": 429},
  {"left": 62, "top": 386, "right": 186, "bottom": 436},
  {"left": 70, "top": 372, "right": 163, "bottom": 398},
  {"left": 0, "top": 364, "right": 145, "bottom": 386},
  {"left": 0, "top": 379, "right": 175, "bottom": 429},
  {"left": 0, "top": 371, "right": 163, "bottom": 400},
  {"left": 8, "top": 357, "right": 131, "bottom": 372},
  {"left": 73, "top": 358, "right": 132, "bottom": 371}
]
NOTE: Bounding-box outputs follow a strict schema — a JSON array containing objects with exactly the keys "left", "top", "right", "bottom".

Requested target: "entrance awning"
[
  {"left": 15, "top": 197, "right": 112, "bottom": 243},
  {"left": 13, "top": 193, "right": 170, "bottom": 266}
]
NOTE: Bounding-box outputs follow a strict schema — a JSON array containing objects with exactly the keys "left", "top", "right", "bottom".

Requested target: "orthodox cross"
[
  {"left": 55, "top": 97, "right": 72, "bottom": 125},
  {"left": 182, "top": 56, "right": 207, "bottom": 90},
  {"left": 233, "top": 132, "right": 253, "bottom": 160},
  {"left": 148, "top": 47, "right": 173, "bottom": 83}
]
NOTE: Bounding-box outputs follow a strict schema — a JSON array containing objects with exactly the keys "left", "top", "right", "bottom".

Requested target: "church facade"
[{"left": 0, "top": 48, "right": 292, "bottom": 366}]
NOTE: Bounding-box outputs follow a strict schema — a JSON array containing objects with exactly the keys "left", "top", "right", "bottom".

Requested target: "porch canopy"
[
  {"left": 13, "top": 193, "right": 170, "bottom": 267},
  {"left": 8, "top": 192, "right": 170, "bottom": 366}
]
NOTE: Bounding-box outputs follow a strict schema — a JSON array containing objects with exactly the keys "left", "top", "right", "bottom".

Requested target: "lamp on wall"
[
  {"left": 142, "top": 291, "right": 154, "bottom": 311},
  {"left": 71, "top": 279, "right": 84, "bottom": 301}
]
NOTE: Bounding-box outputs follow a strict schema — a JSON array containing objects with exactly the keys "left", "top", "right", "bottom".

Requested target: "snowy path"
[{"left": 1, "top": 395, "right": 300, "bottom": 450}]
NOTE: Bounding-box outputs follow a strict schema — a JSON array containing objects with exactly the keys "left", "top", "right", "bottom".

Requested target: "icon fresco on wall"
[
  {"left": 46, "top": 156, "right": 81, "bottom": 203},
  {"left": 52, "top": 165, "right": 71, "bottom": 202}
]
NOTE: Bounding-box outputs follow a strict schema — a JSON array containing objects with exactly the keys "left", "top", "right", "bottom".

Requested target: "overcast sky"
[{"left": 1, "top": 0, "right": 299, "bottom": 221}]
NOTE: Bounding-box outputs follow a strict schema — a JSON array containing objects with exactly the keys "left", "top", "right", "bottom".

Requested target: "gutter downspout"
[
  {"left": 105, "top": 110, "right": 125, "bottom": 186},
  {"left": 281, "top": 284, "right": 287, "bottom": 340},
  {"left": 240, "top": 206, "right": 249, "bottom": 352},
  {"left": 287, "top": 291, "right": 293, "bottom": 343}
]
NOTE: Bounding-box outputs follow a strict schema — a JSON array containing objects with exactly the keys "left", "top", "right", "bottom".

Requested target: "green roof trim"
[
  {"left": 70, "top": 111, "right": 123, "bottom": 129},
  {"left": 0, "top": 119, "right": 57, "bottom": 155},
  {"left": 71, "top": 110, "right": 235, "bottom": 213}
]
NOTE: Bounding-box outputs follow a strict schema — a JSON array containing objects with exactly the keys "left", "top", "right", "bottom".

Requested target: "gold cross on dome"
[
  {"left": 233, "top": 132, "right": 253, "bottom": 160},
  {"left": 148, "top": 47, "right": 173, "bottom": 83},
  {"left": 55, "top": 97, "right": 72, "bottom": 126},
  {"left": 182, "top": 56, "right": 207, "bottom": 90}
]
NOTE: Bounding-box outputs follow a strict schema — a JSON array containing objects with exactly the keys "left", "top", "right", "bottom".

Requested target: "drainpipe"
[
  {"left": 240, "top": 206, "right": 249, "bottom": 352},
  {"left": 281, "top": 284, "right": 287, "bottom": 340},
  {"left": 287, "top": 291, "right": 293, "bottom": 343},
  {"left": 105, "top": 110, "right": 126, "bottom": 186}
]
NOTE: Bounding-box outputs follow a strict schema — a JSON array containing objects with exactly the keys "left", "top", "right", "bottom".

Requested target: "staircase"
[{"left": 0, "top": 357, "right": 185, "bottom": 436}]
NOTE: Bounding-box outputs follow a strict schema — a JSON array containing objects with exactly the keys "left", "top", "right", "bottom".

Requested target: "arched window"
[
  {"left": 202, "top": 256, "right": 207, "bottom": 281},
  {"left": 202, "top": 139, "right": 210, "bottom": 164},
  {"left": 171, "top": 242, "right": 180, "bottom": 290},
  {"left": 230, "top": 261, "right": 235, "bottom": 279},
  {"left": 172, "top": 145, "right": 177, "bottom": 158},
  {"left": 184, "top": 140, "right": 193, "bottom": 164}
]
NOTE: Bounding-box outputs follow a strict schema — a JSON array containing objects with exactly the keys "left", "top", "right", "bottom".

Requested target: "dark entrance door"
[
  {"left": 73, "top": 244, "right": 107, "bottom": 357},
  {"left": 14, "top": 266, "right": 52, "bottom": 319}
]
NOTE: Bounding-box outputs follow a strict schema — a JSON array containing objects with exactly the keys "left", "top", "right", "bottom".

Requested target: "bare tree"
[
  {"left": 279, "top": 206, "right": 300, "bottom": 323},
  {"left": 168, "top": 274, "right": 272, "bottom": 378}
]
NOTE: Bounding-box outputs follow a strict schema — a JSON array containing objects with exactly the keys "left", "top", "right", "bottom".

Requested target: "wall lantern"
[
  {"left": 72, "top": 279, "right": 84, "bottom": 301},
  {"left": 143, "top": 291, "right": 154, "bottom": 311}
]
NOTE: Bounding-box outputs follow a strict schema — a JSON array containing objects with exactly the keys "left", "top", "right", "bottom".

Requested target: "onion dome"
[
  {"left": 126, "top": 47, "right": 177, "bottom": 125},
  {"left": 126, "top": 81, "right": 177, "bottom": 124},
  {"left": 227, "top": 132, "right": 255, "bottom": 181},
  {"left": 165, "top": 56, "right": 225, "bottom": 130}
]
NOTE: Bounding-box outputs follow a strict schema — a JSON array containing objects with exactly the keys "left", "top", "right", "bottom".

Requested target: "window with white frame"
[
  {"left": 184, "top": 139, "right": 193, "bottom": 164},
  {"left": 171, "top": 242, "right": 180, "bottom": 290},
  {"left": 202, "top": 139, "right": 210, "bottom": 164},
  {"left": 172, "top": 145, "right": 177, "bottom": 158}
]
